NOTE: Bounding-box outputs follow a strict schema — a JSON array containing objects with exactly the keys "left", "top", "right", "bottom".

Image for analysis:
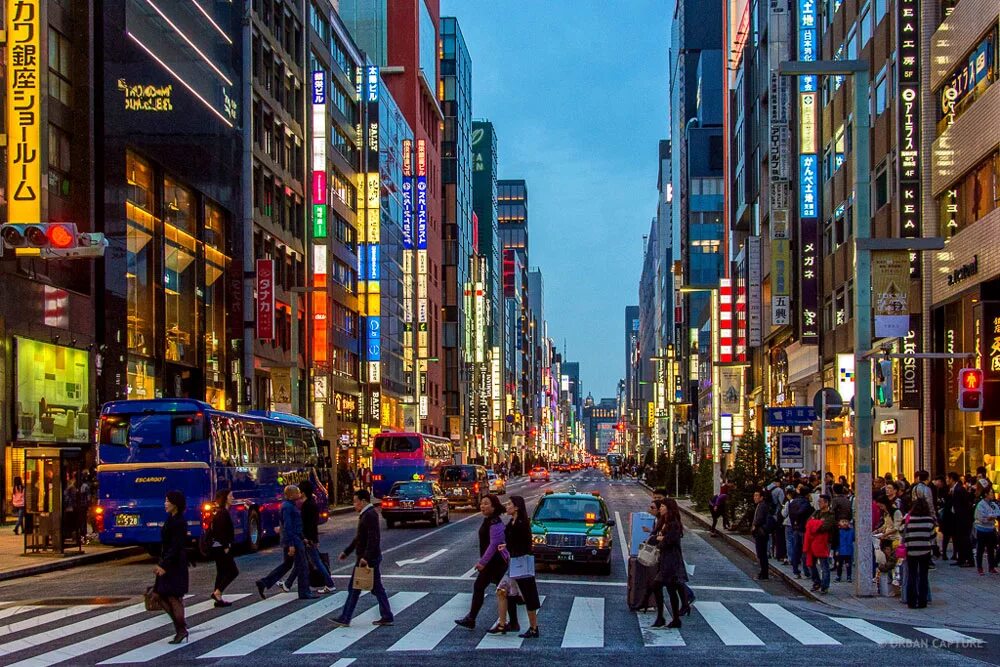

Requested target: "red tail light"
[
  {"left": 373, "top": 474, "right": 383, "bottom": 481},
  {"left": 416, "top": 499, "right": 434, "bottom": 508},
  {"left": 201, "top": 502, "right": 215, "bottom": 531},
  {"left": 94, "top": 506, "right": 104, "bottom": 533},
  {"left": 382, "top": 498, "right": 397, "bottom": 508},
  {"left": 472, "top": 482, "right": 479, "bottom": 494}
]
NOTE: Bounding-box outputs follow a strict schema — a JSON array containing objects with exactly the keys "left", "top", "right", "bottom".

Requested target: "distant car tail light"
[
  {"left": 472, "top": 482, "right": 479, "bottom": 494},
  {"left": 416, "top": 499, "right": 434, "bottom": 508}
]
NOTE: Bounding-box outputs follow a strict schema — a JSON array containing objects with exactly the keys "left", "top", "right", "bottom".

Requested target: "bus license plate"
[
  {"left": 115, "top": 513, "right": 140, "bottom": 527},
  {"left": 558, "top": 552, "right": 574, "bottom": 561}
]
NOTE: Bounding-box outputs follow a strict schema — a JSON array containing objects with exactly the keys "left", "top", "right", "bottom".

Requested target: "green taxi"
[{"left": 530, "top": 488, "right": 614, "bottom": 575}]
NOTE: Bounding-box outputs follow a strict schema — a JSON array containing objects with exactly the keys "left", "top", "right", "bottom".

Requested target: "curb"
[
  {"left": 0, "top": 545, "right": 146, "bottom": 583},
  {"left": 676, "top": 502, "right": 823, "bottom": 604}
]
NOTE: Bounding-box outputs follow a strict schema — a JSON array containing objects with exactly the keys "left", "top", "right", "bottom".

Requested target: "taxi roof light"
[
  {"left": 544, "top": 489, "right": 554, "bottom": 495},
  {"left": 591, "top": 491, "right": 601, "bottom": 497}
]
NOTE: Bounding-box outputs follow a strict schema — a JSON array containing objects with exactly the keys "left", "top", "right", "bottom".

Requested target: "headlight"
[
  {"left": 586, "top": 536, "right": 608, "bottom": 548},
  {"left": 532, "top": 534, "right": 546, "bottom": 544}
]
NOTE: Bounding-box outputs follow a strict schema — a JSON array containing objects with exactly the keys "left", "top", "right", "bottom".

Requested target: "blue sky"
[{"left": 440, "top": 0, "right": 670, "bottom": 400}]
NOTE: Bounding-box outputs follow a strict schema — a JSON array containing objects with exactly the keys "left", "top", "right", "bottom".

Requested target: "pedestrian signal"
[
  {"left": 875, "top": 359, "right": 893, "bottom": 408},
  {"left": 958, "top": 368, "right": 984, "bottom": 412}
]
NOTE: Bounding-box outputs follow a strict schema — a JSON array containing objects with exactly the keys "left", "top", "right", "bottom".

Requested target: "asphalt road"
[{"left": 0, "top": 471, "right": 997, "bottom": 666}]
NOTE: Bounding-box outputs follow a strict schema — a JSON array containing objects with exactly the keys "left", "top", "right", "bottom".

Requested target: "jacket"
[
  {"left": 279, "top": 499, "right": 304, "bottom": 548},
  {"left": 752, "top": 501, "right": 770, "bottom": 537},
  {"left": 344, "top": 505, "right": 381, "bottom": 564},
  {"left": 950, "top": 484, "right": 973, "bottom": 525},
  {"left": 902, "top": 514, "right": 937, "bottom": 557},
  {"left": 154, "top": 512, "right": 189, "bottom": 597},
  {"left": 974, "top": 499, "right": 1000, "bottom": 532},
  {"left": 478, "top": 516, "right": 508, "bottom": 568},
  {"left": 803, "top": 515, "right": 831, "bottom": 564},
  {"left": 210, "top": 508, "right": 235, "bottom": 549},
  {"left": 301, "top": 496, "right": 320, "bottom": 543},
  {"left": 788, "top": 496, "right": 814, "bottom": 532},
  {"left": 650, "top": 520, "right": 687, "bottom": 584},
  {"left": 831, "top": 495, "right": 852, "bottom": 522},
  {"left": 504, "top": 518, "right": 533, "bottom": 558},
  {"left": 837, "top": 526, "right": 855, "bottom": 557}
]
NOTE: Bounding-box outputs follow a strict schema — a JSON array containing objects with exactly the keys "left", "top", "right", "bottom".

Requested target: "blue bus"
[
  {"left": 371, "top": 432, "right": 453, "bottom": 498},
  {"left": 96, "top": 399, "right": 329, "bottom": 552}
]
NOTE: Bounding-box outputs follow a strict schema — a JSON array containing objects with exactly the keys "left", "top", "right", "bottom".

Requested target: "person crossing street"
[
  {"left": 256, "top": 485, "right": 315, "bottom": 600},
  {"left": 331, "top": 490, "right": 394, "bottom": 628}
]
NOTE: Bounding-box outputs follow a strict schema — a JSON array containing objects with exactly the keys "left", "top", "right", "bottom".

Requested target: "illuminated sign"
[
  {"left": 798, "top": 92, "right": 817, "bottom": 153},
  {"left": 118, "top": 80, "right": 173, "bottom": 111},
  {"left": 896, "top": 0, "right": 921, "bottom": 274},
  {"left": 799, "top": 219, "right": 820, "bottom": 342},
  {"left": 748, "top": 236, "right": 763, "bottom": 346},
  {"left": 312, "top": 69, "right": 326, "bottom": 105},
  {"left": 940, "top": 30, "right": 995, "bottom": 128},
  {"left": 416, "top": 140, "right": 428, "bottom": 250},
  {"left": 256, "top": 259, "right": 275, "bottom": 340},
  {"left": 837, "top": 352, "right": 855, "bottom": 403},
  {"left": 720, "top": 279, "right": 733, "bottom": 363},
  {"left": 799, "top": 155, "right": 817, "bottom": 218},
  {"left": 311, "top": 70, "right": 327, "bottom": 239},
  {"left": 7, "top": 0, "right": 42, "bottom": 223}
]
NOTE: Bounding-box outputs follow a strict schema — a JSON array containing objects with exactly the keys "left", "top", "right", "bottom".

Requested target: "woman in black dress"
[
  {"left": 210, "top": 488, "right": 238, "bottom": 607},
  {"left": 647, "top": 498, "right": 689, "bottom": 628},
  {"left": 491, "top": 494, "right": 541, "bottom": 638},
  {"left": 154, "top": 490, "right": 190, "bottom": 644}
]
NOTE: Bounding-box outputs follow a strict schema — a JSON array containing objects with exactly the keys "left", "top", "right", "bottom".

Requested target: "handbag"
[
  {"left": 509, "top": 554, "right": 535, "bottom": 579},
  {"left": 352, "top": 565, "right": 374, "bottom": 591},
  {"left": 144, "top": 586, "right": 162, "bottom": 612},
  {"left": 637, "top": 542, "right": 660, "bottom": 567}
]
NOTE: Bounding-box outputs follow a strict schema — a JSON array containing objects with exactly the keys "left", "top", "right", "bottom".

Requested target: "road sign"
[
  {"left": 813, "top": 388, "right": 843, "bottom": 419},
  {"left": 778, "top": 433, "right": 804, "bottom": 468},
  {"left": 765, "top": 406, "right": 816, "bottom": 426}
]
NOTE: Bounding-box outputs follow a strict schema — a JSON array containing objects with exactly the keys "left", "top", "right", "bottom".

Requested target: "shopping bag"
[
  {"left": 509, "top": 555, "right": 535, "bottom": 579},
  {"left": 352, "top": 565, "right": 374, "bottom": 591},
  {"left": 637, "top": 542, "right": 660, "bottom": 567}
]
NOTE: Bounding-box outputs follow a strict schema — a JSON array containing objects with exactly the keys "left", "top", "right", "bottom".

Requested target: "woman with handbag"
[
  {"left": 649, "top": 498, "right": 688, "bottom": 628},
  {"left": 209, "top": 488, "right": 238, "bottom": 607},
  {"left": 455, "top": 494, "right": 517, "bottom": 631},
  {"left": 490, "top": 495, "right": 541, "bottom": 638},
  {"left": 153, "top": 490, "right": 189, "bottom": 644}
]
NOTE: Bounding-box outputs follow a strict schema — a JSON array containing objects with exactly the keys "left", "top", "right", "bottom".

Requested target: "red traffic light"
[
  {"left": 960, "top": 368, "right": 982, "bottom": 390},
  {"left": 958, "top": 368, "right": 984, "bottom": 412},
  {"left": 47, "top": 224, "right": 76, "bottom": 249}
]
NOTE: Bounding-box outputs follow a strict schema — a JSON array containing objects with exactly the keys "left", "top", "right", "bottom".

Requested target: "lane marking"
[
  {"left": 330, "top": 660, "right": 356, "bottom": 667},
  {"left": 333, "top": 512, "right": 480, "bottom": 571},
  {"left": 99, "top": 594, "right": 293, "bottom": 664},
  {"left": 396, "top": 548, "right": 448, "bottom": 567},
  {"left": 613, "top": 511, "right": 630, "bottom": 573},
  {"left": 637, "top": 610, "right": 685, "bottom": 647},
  {"left": 460, "top": 567, "right": 477, "bottom": 579},
  {"left": 915, "top": 628, "right": 984, "bottom": 646},
  {"left": 694, "top": 601, "right": 764, "bottom": 646},
  {"left": 475, "top": 595, "right": 545, "bottom": 650},
  {"left": 828, "top": 617, "right": 913, "bottom": 646},
  {"left": 198, "top": 592, "right": 349, "bottom": 658},
  {"left": 0, "top": 606, "right": 44, "bottom": 622},
  {"left": 0, "top": 603, "right": 147, "bottom": 657},
  {"left": 387, "top": 593, "right": 471, "bottom": 651},
  {"left": 0, "top": 606, "right": 98, "bottom": 637},
  {"left": 749, "top": 603, "right": 840, "bottom": 645},
  {"left": 295, "top": 592, "right": 427, "bottom": 654},
  {"left": 561, "top": 597, "right": 604, "bottom": 648}
]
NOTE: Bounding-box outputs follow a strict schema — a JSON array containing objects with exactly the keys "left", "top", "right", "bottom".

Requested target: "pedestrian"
[
  {"left": 490, "top": 495, "right": 541, "bottom": 638},
  {"left": 647, "top": 498, "right": 688, "bottom": 628},
  {"left": 873, "top": 496, "right": 901, "bottom": 595},
  {"left": 788, "top": 485, "right": 814, "bottom": 578},
  {"left": 781, "top": 487, "right": 796, "bottom": 569},
  {"left": 209, "top": 488, "right": 238, "bottom": 607},
  {"left": 709, "top": 487, "right": 728, "bottom": 534},
  {"left": 902, "top": 497, "right": 937, "bottom": 608},
  {"left": 947, "top": 472, "right": 975, "bottom": 567},
  {"left": 10, "top": 476, "right": 25, "bottom": 535},
  {"left": 282, "top": 480, "right": 335, "bottom": 594},
  {"left": 331, "top": 489, "right": 394, "bottom": 627},
  {"left": 834, "top": 519, "right": 854, "bottom": 583},
  {"left": 973, "top": 484, "right": 999, "bottom": 575},
  {"left": 751, "top": 490, "right": 772, "bottom": 580},
  {"left": 804, "top": 494, "right": 836, "bottom": 594},
  {"left": 256, "top": 485, "right": 316, "bottom": 600},
  {"left": 935, "top": 475, "right": 954, "bottom": 559},
  {"left": 153, "top": 491, "right": 189, "bottom": 644},
  {"left": 455, "top": 494, "right": 516, "bottom": 630}
]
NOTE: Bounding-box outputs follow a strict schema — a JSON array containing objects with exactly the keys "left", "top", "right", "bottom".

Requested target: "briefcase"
[{"left": 352, "top": 565, "right": 374, "bottom": 591}]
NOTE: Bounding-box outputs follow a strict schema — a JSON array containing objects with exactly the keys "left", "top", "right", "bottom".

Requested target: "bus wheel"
[{"left": 247, "top": 511, "right": 261, "bottom": 552}]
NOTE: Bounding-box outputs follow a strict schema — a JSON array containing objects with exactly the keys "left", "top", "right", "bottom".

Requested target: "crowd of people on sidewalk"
[{"left": 712, "top": 466, "right": 1000, "bottom": 609}]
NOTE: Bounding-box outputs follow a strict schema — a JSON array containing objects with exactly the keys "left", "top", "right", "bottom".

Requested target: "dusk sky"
[{"left": 440, "top": 0, "right": 670, "bottom": 400}]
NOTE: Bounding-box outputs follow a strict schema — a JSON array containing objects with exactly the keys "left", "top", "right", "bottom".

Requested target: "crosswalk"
[{"left": 0, "top": 591, "right": 986, "bottom": 664}]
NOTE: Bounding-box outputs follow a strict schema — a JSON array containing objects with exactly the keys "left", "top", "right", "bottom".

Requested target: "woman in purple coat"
[{"left": 455, "top": 494, "right": 519, "bottom": 630}]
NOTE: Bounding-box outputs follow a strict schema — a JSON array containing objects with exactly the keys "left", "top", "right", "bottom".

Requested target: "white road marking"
[
  {"left": 561, "top": 597, "right": 604, "bottom": 648},
  {"left": 694, "top": 601, "right": 764, "bottom": 646},
  {"left": 0, "top": 606, "right": 44, "bottom": 622},
  {"left": 614, "top": 511, "right": 630, "bottom": 572},
  {"left": 330, "top": 659, "right": 356, "bottom": 667},
  {"left": 750, "top": 603, "right": 840, "bottom": 645},
  {"left": 7, "top": 598, "right": 233, "bottom": 667},
  {"left": 295, "top": 592, "right": 426, "bottom": 654},
  {"left": 99, "top": 594, "right": 293, "bottom": 664},
  {"left": 915, "top": 627, "right": 984, "bottom": 646},
  {"left": 387, "top": 593, "right": 471, "bottom": 651},
  {"left": 829, "top": 617, "right": 914, "bottom": 646},
  {"left": 475, "top": 596, "right": 545, "bottom": 650},
  {"left": 636, "top": 610, "right": 685, "bottom": 647},
  {"left": 0, "top": 606, "right": 97, "bottom": 637},
  {"left": 199, "top": 592, "right": 349, "bottom": 658},
  {"left": 685, "top": 563, "right": 696, "bottom": 577},
  {"left": 689, "top": 585, "right": 763, "bottom": 593},
  {"left": 460, "top": 567, "right": 477, "bottom": 579},
  {"left": 395, "top": 548, "right": 448, "bottom": 567},
  {"left": 327, "top": 573, "right": 631, "bottom": 586},
  {"left": 0, "top": 602, "right": 147, "bottom": 657}
]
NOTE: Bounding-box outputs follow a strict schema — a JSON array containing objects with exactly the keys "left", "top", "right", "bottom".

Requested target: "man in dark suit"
[
  {"left": 948, "top": 472, "right": 975, "bottom": 566},
  {"left": 331, "top": 489, "right": 394, "bottom": 627}
]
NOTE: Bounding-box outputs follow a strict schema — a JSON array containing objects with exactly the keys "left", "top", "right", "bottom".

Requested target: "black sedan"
[{"left": 380, "top": 481, "right": 451, "bottom": 528}]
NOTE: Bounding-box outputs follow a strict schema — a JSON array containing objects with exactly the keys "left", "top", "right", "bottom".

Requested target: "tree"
[
  {"left": 692, "top": 456, "right": 714, "bottom": 511},
  {"left": 726, "top": 428, "right": 773, "bottom": 531},
  {"left": 672, "top": 441, "right": 694, "bottom": 495}
]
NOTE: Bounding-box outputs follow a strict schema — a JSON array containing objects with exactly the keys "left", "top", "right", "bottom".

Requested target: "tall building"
[
  {"left": 341, "top": 0, "right": 445, "bottom": 436},
  {"left": 638, "top": 224, "right": 659, "bottom": 456},
  {"left": 439, "top": 17, "right": 474, "bottom": 448},
  {"left": 584, "top": 396, "right": 620, "bottom": 455},
  {"left": 498, "top": 179, "right": 530, "bottom": 453},
  {"left": 625, "top": 304, "right": 640, "bottom": 458}
]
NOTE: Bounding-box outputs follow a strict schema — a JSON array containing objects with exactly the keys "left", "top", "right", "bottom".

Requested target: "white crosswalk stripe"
[
  {"left": 295, "top": 591, "right": 426, "bottom": 654},
  {"left": 387, "top": 593, "right": 471, "bottom": 651},
  {"left": 0, "top": 606, "right": 45, "bottom": 622},
  {"left": 0, "top": 592, "right": 989, "bottom": 662}
]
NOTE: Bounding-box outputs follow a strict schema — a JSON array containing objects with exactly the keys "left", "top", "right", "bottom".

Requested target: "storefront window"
[
  {"left": 126, "top": 152, "right": 156, "bottom": 358},
  {"left": 163, "top": 177, "right": 198, "bottom": 365},
  {"left": 938, "top": 150, "right": 1000, "bottom": 238},
  {"left": 204, "top": 203, "right": 228, "bottom": 409},
  {"left": 15, "top": 338, "right": 90, "bottom": 443},
  {"left": 127, "top": 358, "right": 156, "bottom": 400},
  {"left": 940, "top": 294, "right": 983, "bottom": 473}
]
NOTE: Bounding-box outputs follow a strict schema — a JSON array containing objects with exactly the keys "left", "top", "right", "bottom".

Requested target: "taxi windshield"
[
  {"left": 534, "top": 497, "right": 603, "bottom": 522},
  {"left": 391, "top": 482, "right": 434, "bottom": 498}
]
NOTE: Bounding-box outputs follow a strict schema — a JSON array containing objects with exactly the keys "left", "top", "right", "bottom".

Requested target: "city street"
[{"left": 0, "top": 473, "right": 996, "bottom": 666}]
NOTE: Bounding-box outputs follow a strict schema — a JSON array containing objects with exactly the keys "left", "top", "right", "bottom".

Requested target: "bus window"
[
  {"left": 375, "top": 436, "right": 420, "bottom": 453},
  {"left": 244, "top": 420, "right": 264, "bottom": 464},
  {"left": 172, "top": 415, "right": 204, "bottom": 445},
  {"left": 303, "top": 431, "right": 319, "bottom": 466},
  {"left": 100, "top": 416, "right": 129, "bottom": 445},
  {"left": 264, "top": 424, "right": 285, "bottom": 464},
  {"left": 285, "top": 427, "right": 306, "bottom": 465}
]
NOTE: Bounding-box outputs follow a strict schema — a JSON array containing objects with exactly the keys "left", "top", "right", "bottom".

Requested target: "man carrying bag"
[{"left": 330, "top": 489, "right": 394, "bottom": 628}]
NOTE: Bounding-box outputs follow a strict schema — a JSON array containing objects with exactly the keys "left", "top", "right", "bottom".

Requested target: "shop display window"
[
  {"left": 15, "top": 338, "right": 90, "bottom": 443},
  {"left": 126, "top": 153, "right": 156, "bottom": 358}
]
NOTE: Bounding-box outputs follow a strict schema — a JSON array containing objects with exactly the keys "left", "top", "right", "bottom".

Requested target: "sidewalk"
[
  {"left": 677, "top": 498, "right": 1000, "bottom": 631},
  {"left": 0, "top": 526, "right": 144, "bottom": 582}
]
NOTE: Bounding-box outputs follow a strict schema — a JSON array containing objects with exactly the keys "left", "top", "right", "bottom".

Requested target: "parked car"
[
  {"left": 380, "top": 481, "right": 450, "bottom": 528},
  {"left": 437, "top": 464, "right": 489, "bottom": 509},
  {"left": 529, "top": 466, "right": 551, "bottom": 482},
  {"left": 487, "top": 470, "right": 506, "bottom": 494}
]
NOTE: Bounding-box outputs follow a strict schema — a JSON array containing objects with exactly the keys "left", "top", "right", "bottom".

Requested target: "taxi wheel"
[
  {"left": 443, "top": 510, "right": 451, "bottom": 524},
  {"left": 431, "top": 510, "right": 440, "bottom": 527}
]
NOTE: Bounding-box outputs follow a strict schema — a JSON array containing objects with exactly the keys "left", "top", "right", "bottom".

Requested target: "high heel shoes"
[
  {"left": 679, "top": 604, "right": 692, "bottom": 616},
  {"left": 518, "top": 627, "right": 540, "bottom": 639},
  {"left": 486, "top": 624, "right": 507, "bottom": 634},
  {"left": 651, "top": 616, "right": 667, "bottom": 628},
  {"left": 168, "top": 630, "right": 189, "bottom": 644},
  {"left": 667, "top": 618, "right": 682, "bottom": 629}
]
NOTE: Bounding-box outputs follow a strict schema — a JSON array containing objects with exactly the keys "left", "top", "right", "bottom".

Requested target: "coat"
[
  {"left": 154, "top": 512, "right": 189, "bottom": 597},
  {"left": 344, "top": 505, "right": 382, "bottom": 565},
  {"left": 279, "top": 499, "right": 304, "bottom": 548},
  {"left": 650, "top": 522, "right": 688, "bottom": 585},
  {"left": 802, "top": 515, "right": 831, "bottom": 566},
  {"left": 210, "top": 507, "right": 235, "bottom": 549}
]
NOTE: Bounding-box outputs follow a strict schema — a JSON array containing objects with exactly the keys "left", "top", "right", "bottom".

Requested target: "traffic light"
[
  {"left": 875, "top": 359, "right": 893, "bottom": 407},
  {"left": 0, "top": 223, "right": 107, "bottom": 259},
  {"left": 958, "top": 368, "right": 984, "bottom": 412}
]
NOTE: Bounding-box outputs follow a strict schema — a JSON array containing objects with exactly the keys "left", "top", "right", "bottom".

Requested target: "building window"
[
  {"left": 874, "top": 159, "right": 890, "bottom": 210},
  {"left": 873, "top": 65, "right": 888, "bottom": 117},
  {"left": 204, "top": 203, "right": 229, "bottom": 408},
  {"left": 859, "top": 1, "right": 872, "bottom": 47},
  {"left": 48, "top": 124, "right": 71, "bottom": 197},
  {"left": 937, "top": 150, "right": 1000, "bottom": 238},
  {"left": 825, "top": 200, "right": 853, "bottom": 255},
  {"left": 936, "top": 29, "right": 997, "bottom": 134},
  {"left": 875, "top": 0, "right": 887, "bottom": 25},
  {"left": 48, "top": 28, "right": 72, "bottom": 106},
  {"left": 163, "top": 177, "right": 199, "bottom": 366}
]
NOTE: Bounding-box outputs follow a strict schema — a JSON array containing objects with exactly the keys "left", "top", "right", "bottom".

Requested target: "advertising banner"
[
  {"left": 748, "top": 237, "right": 763, "bottom": 346},
  {"left": 873, "top": 251, "right": 911, "bottom": 338},
  {"left": 719, "top": 366, "right": 744, "bottom": 416},
  {"left": 981, "top": 303, "right": 1000, "bottom": 421},
  {"left": 896, "top": 0, "right": 922, "bottom": 275},
  {"left": 799, "top": 218, "right": 820, "bottom": 343},
  {"left": 899, "top": 315, "right": 922, "bottom": 410},
  {"left": 256, "top": 259, "right": 275, "bottom": 340}
]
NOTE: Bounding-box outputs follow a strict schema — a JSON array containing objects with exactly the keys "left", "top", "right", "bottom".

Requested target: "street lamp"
[{"left": 678, "top": 285, "right": 720, "bottom": 494}]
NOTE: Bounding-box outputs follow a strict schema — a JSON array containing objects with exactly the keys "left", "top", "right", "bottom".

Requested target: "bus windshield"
[
  {"left": 375, "top": 436, "right": 421, "bottom": 453},
  {"left": 99, "top": 413, "right": 205, "bottom": 449}
]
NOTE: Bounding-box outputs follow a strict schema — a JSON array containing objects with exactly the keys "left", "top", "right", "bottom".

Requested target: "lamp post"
[{"left": 678, "top": 285, "right": 720, "bottom": 494}]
